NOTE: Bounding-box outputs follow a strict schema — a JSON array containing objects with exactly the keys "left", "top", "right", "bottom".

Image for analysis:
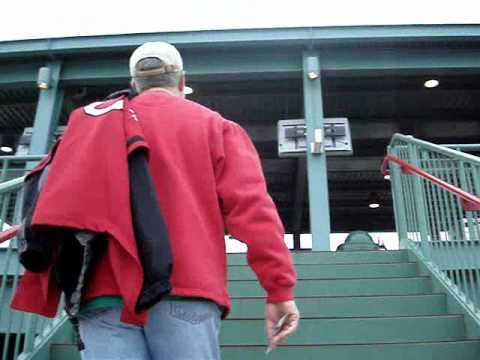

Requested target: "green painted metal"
[
  {"left": 303, "top": 52, "right": 330, "bottom": 251},
  {"left": 0, "top": 181, "right": 25, "bottom": 360},
  {"left": 221, "top": 316, "right": 466, "bottom": 345},
  {"left": 407, "top": 143, "right": 432, "bottom": 259},
  {"left": 337, "top": 230, "right": 382, "bottom": 251},
  {"left": 228, "top": 277, "right": 432, "bottom": 297},
  {"left": 61, "top": 49, "right": 302, "bottom": 84},
  {"left": 2, "top": 25, "right": 480, "bottom": 58},
  {"left": 29, "top": 62, "right": 63, "bottom": 155},
  {"left": 4, "top": 27, "right": 480, "bottom": 94},
  {"left": 0, "top": 177, "right": 24, "bottom": 193},
  {"left": 49, "top": 344, "right": 80, "bottom": 360},
  {"left": 0, "top": 249, "right": 22, "bottom": 277},
  {"left": 319, "top": 47, "right": 480, "bottom": 71},
  {"left": 227, "top": 249, "right": 408, "bottom": 265},
  {"left": 230, "top": 294, "right": 446, "bottom": 318},
  {"left": 0, "top": 63, "right": 42, "bottom": 86},
  {"left": 0, "top": 130, "right": 477, "bottom": 360},
  {"left": 0, "top": 156, "right": 44, "bottom": 184},
  {"left": 389, "top": 147, "right": 408, "bottom": 250},
  {"left": 12, "top": 249, "right": 480, "bottom": 360},
  {"left": 0, "top": 155, "right": 58, "bottom": 360},
  {"left": 7, "top": 46, "right": 480, "bottom": 87},
  {"left": 228, "top": 262, "right": 418, "bottom": 280},
  {"left": 220, "top": 341, "right": 480, "bottom": 360},
  {"left": 50, "top": 340, "right": 480, "bottom": 360},
  {"left": 442, "top": 144, "right": 480, "bottom": 152},
  {"left": 17, "top": 318, "right": 73, "bottom": 360},
  {"left": 408, "top": 248, "right": 480, "bottom": 339},
  {"left": 387, "top": 133, "right": 480, "bottom": 330}
]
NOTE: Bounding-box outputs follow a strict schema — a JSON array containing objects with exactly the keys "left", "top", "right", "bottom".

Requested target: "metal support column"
[
  {"left": 292, "top": 158, "right": 307, "bottom": 249},
  {"left": 21, "top": 61, "right": 64, "bottom": 356},
  {"left": 303, "top": 52, "right": 331, "bottom": 251},
  {"left": 29, "top": 61, "right": 63, "bottom": 155}
]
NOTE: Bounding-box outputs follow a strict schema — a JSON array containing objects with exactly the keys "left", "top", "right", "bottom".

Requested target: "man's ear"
[
  {"left": 178, "top": 72, "right": 186, "bottom": 95},
  {"left": 130, "top": 79, "right": 137, "bottom": 92}
]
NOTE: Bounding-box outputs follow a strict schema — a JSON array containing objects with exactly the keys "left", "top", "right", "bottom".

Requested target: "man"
[{"left": 15, "top": 41, "right": 299, "bottom": 360}]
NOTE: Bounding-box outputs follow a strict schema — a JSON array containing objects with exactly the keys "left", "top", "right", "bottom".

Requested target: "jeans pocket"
[{"left": 169, "top": 301, "right": 216, "bottom": 325}]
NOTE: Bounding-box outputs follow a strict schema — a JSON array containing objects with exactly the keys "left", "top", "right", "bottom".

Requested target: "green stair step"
[
  {"left": 50, "top": 345, "right": 80, "bottom": 360},
  {"left": 229, "top": 294, "right": 446, "bottom": 318},
  {"left": 228, "top": 277, "right": 432, "bottom": 297},
  {"left": 228, "top": 262, "right": 418, "bottom": 280},
  {"left": 220, "top": 315, "right": 466, "bottom": 345},
  {"left": 221, "top": 341, "right": 480, "bottom": 360},
  {"left": 228, "top": 250, "right": 408, "bottom": 266},
  {"left": 50, "top": 341, "right": 480, "bottom": 360}
]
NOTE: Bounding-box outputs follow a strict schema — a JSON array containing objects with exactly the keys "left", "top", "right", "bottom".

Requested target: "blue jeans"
[{"left": 78, "top": 299, "right": 221, "bottom": 360}]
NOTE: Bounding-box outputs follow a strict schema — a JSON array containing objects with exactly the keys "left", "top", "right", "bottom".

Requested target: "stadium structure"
[{"left": 0, "top": 25, "right": 480, "bottom": 359}]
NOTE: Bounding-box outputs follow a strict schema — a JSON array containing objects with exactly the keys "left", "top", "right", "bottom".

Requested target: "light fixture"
[
  {"left": 37, "top": 67, "right": 51, "bottom": 89},
  {"left": 424, "top": 79, "right": 439, "bottom": 88},
  {"left": 368, "top": 192, "right": 381, "bottom": 208},
  {"left": 184, "top": 86, "right": 194, "bottom": 95},
  {"left": 0, "top": 146, "right": 13, "bottom": 153},
  {"left": 384, "top": 174, "right": 391, "bottom": 180}
]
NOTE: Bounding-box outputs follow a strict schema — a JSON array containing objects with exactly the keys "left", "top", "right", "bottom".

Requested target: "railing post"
[
  {"left": 407, "top": 143, "right": 432, "bottom": 260},
  {"left": 22, "top": 315, "right": 39, "bottom": 354},
  {"left": 389, "top": 147, "right": 409, "bottom": 248},
  {"left": 302, "top": 51, "right": 331, "bottom": 251},
  {"left": 29, "top": 61, "right": 63, "bottom": 156}
]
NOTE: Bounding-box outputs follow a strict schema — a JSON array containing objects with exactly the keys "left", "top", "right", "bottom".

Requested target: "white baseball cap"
[{"left": 129, "top": 42, "right": 183, "bottom": 78}]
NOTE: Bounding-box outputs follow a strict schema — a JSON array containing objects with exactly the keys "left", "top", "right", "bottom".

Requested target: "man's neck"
[{"left": 144, "top": 87, "right": 178, "bottom": 96}]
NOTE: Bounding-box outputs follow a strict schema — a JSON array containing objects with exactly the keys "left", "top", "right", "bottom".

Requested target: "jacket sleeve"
[{"left": 215, "top": 120, "right": 296, "bottom": 303}]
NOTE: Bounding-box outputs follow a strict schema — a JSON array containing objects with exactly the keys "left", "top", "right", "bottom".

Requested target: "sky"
[{"left": 0, "top": 0, "right": 479, "bottom": 42}]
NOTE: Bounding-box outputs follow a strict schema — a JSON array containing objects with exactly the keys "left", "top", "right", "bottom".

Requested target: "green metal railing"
[
  {"left": 385, "top": 134, "right": 480, "bottom": 315},
  {"left": 0, "top": 177, "right": 26, "bottom": 360},
  {"left": 0, "top": 156, "right": 45, "bottom": 183},
  {"left": 0, "top": 155, "right": 68, "bottom": 360}
]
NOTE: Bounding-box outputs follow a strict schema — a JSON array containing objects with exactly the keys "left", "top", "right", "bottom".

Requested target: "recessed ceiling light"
[
  {"left": 184, "top": 86, "right": 194, "bottom": 95},
  {"left": 424, "top": 79, "right": 439, "bottom": 88},
  {"left": 368, "top": 192, "right": 381, "bottom": 208},
  {"left": 0, "top": 146, "right": 13, "bottom": 153},
  {"left": 384, "top": 174, "right": 390, "bottom": 180}
]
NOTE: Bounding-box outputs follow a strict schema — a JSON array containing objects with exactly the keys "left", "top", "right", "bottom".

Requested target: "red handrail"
[
  {"left": 382, "top": 154, "right": 480, "bottom": 211},
  {"left": 0, "top": 225, "right": 19, "bottom": 244}
]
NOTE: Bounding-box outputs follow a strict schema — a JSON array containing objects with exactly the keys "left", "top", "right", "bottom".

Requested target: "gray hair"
[{"left": 132, "top": 57, "right": 182, "bottom": 93}]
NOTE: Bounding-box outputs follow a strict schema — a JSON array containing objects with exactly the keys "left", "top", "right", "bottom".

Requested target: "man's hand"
[{"left": 265, "top": 300, "right": 300, "bottom": 351}]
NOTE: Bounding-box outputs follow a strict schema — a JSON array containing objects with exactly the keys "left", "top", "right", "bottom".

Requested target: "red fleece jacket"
[{"left": 11, "top": 91, "right": 296, "bottom": 323}]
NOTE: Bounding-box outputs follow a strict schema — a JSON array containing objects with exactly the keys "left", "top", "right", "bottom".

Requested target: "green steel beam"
[
  {"left": 0, "top": 63, "right": 40, "bottom": 86},
  {"left": 303, "top": 52, "right": 330, "bottom": 251},
  {"left": 60, "top": 49, "right": 302, "bottom": 84},
  {"left": 2, "top": 25, "right": 480, "bottom": 58},
  {"left": 29, "top": 61, "right": 63, "bottom": 155},
  {"left": 52, "top": 47, "right": 480, "bottom": 83},
  {"left": 320, "top": 47, "right": 480, "bottom": 71},
  {"left": 5, "top": 46, "right": 480, "bottom": 87}
]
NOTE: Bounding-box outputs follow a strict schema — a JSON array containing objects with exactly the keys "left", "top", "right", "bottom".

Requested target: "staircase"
[
  {"left": 41, "top": 249, "right": 480, "bottom": 360},
  {"left": 2, "top": 134, "right": 480, "bottom": 359}
]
